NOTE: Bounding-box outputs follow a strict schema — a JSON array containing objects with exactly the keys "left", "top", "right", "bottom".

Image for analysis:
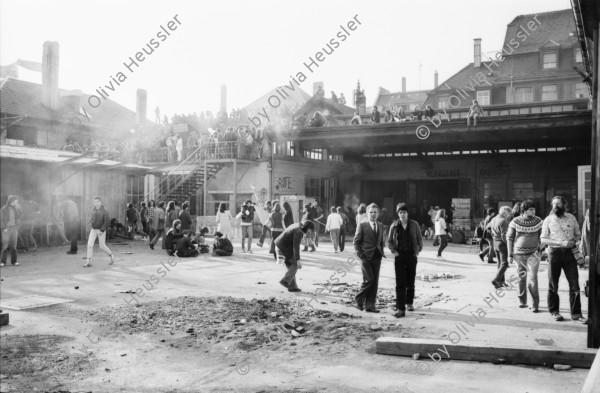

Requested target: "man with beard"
[{"left": 540, "top": 196, "right": 587, "bottom": 324}]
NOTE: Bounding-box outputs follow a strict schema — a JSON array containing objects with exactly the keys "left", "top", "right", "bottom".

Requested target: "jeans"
[
  {"left": 493, "top": 241, "right": 509, "bottom": 284},
  {"left": 303, "top": 229, "right": 315, "bottom": 248},
  {"left": 547, "top": 248, "right": 582, "bottom": 317},
  {"left": 241, "top": 225, "right": 253, "bottom": 250},
  {"left": 150, "top": 228, "right": 164, "bottom": 246},
  {"left": 356, "top": 256, "right": 382, "bottom": 310},
  {"left": 437, "top": 234, "right": 448, "bottom": 256},
  {"left": 20, "top": 222, "right": 37, "bottom": 250},
  {"left": 314, "top": 224, "right": 321, "bottom": 246},
  {"left": 514, "top": 253, "right": 540, "bottom": 308},
  {"left": 1, "top": 227, "right": 19, "bottom": 264},
  {"left": 87, "top": 229, "right": 112, "bottom": 260},
  {"left": 394, "top": 252, "right": 417, "bottom": 311},
  {"left": 329, "top": 229, "right": 340, "bottom": 251},
  {"left": 270, "top": 230, "right": 283, "bottom": 259}
]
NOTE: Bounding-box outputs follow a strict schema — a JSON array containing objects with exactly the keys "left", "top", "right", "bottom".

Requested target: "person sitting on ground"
[
  {"left": 350, "top": 111, "right": 362, "bottom": 125},
  {"left": 164, "top": 219, "right": 183, "bottom": 256},
  {"left": 213, "top": 231, "right": 233, "bottom": 256},
  {"left": 195, "top": 227, "right": 211, "bottom": 253},
  {"left": 467, "top": 99, "right": 484, "bottom": 130},
  {"left": 175, "top": 230, "right": 199, "bottom": 258}
]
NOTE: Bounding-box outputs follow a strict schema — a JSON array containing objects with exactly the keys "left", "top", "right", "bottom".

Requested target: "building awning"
[{"left": 0, "top": 144, "right": 155, "bottom": 171}]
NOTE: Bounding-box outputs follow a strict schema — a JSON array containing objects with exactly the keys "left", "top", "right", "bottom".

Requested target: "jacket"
[
  {"left": 165, "top": 209, "right": 178, "bottom": 229},
  {"left": 386, "top": 219, "right": 423, "bottom": 257},
  {"left": 0, "top": 205, "right": 21, "bottom": 230},
  {"left": 165, "top": 228, "right": 183, "bottom": 251},
  {"left": 153, "top": 208, "right": 165, "bottom": 231},
  {"left": 89, "top": 206, "right": 110, "bottom": 231},
  {"left": 274, "top": 223, "right": 305, "bottom": 262},
  {"left": 240, "top": 204, "right": 255, "bottom": 225},
  {"left": 353, "top": 221, "right": 385, "bottom": 261},
  {"left": 179, "top": 210, "right": 193, "bottom": 231},
  {"left": 215, "top": 237, "right": 234, "bottom": 253}
]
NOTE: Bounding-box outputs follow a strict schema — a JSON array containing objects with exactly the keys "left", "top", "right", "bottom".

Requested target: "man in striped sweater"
[{"left": 507, "top": 199, "right": 543, "bottom": 312}]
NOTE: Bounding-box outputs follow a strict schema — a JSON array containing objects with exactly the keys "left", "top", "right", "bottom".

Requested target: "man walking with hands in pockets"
[
  {"left": 387, "top": 203, "right": 423, "bottom": 318},
  {"left": 353, "top": 203, "right": 386, "bottom": 313}
]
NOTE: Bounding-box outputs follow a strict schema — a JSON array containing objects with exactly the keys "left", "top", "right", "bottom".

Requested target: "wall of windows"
[
  {"left": 515, "top": 87, "right": 533, "bottom": 103},
  {"left": 542, "top": 52, "right": 557, "bottom": 69},
  {"left": 126, "top": 175, "right": 145, "bottom": 204},
  {"left": 541, "top": 85, "right": 558, "bottom": 101}
]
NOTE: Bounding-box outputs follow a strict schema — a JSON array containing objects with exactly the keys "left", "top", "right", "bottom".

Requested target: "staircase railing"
[{"left": 140, "top": 141, "right": 251, "bottom": 204}]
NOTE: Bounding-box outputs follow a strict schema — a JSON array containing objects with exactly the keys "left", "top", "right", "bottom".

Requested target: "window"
[
  {"left": 438, "top": 96, "right": 449, "bottom": 109},
  {"left": 575, "top": 48, "right": 582, "bottom": 63},
  {"left": 575, "top": 82, "right": 589, "bottom": 99},
  {"left": 476, "top": 90, "right": 490, "bottom": 106},
  {"left": 543, "top": 53, "right": 557, "bottom": 69},
  {"left": 541, "top": 85, "right": 558, "bottom": 101},
  {"left": 514, "top": 87, "right": 533, "bottom": 103},
  {"left": 305, "top": 177, "right": 321, "bottom": 198},
  {"left": 328, "top": 154, "right": 343, "bottom": 162},
  {"left": 126, "top": 175, "right": 145, "bottom": 204},
  {"left": 302, "top": 149, "right": 323, "bottom": 160},
  {"left": 285, "top": 141, "right": 295, "bottom": 157},
  {"left": 512, "top": 183, "right": 534, "bottom": 199}
]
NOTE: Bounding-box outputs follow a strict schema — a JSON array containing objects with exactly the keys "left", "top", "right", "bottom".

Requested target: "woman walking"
[
  {"left": 282, "top": 201, "right": 294, "bottom": 228},
  {"left": 162, "top": 201, "right": 178, "bottom": 249},
  {"left": 216, "top": 203, "right": 233, "bottom": 239},
  {"left": 507, "top": 199, "right": 543, "bottom": 312},
  {"left": 434, "top": 209, "right": 449, "bottom": 258}
]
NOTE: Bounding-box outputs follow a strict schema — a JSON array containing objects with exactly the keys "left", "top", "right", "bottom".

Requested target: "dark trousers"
[
  {"left": 394, "top": 252, "right": 417, "bottom": 310},
  {"left": 314, "top": 224, "right": 321, "bottom": 246},
  {"left": 437, "top": 234, "right": 448, "bottom": 256},
  {"left": 479, "top": 238, "right": 495, "bottom": 262},
  {"left": 258, "top": 226, "right": 271, "bottom": 245},
  {"left": 547, "top": 248, "right": 582, "bottom": 317},
  {"left": 178, "top": 248, "right": 199, "bottom": 257},
  {"left": 151, "top": 228, "right": 164, "bottom": 247},
  {"left": 493, "top": 241, "right": 508, "bottom": 284},
  {"left": 355, "top": 255, "right": 382, "bottom": 309},
  {"left": 66, "top": 220, "right": 79, "bottom": 252},
  {"left": 214, "top": 249, "right": 232, "bottom": 256},
  {"left": 339, "top": 228, "right": 346, "bottom": 252},
  {"left": 20, "top": 222, "right": 37, "bottom": 250}
]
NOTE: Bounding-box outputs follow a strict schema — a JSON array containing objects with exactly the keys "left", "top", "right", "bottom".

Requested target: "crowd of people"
[{"left": 1, "top": 192, "right": 591, "bottom": 325}]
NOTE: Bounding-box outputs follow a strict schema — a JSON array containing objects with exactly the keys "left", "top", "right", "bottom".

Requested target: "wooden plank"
[{"left": 375, "top": 337, "right": 598, "bottom": 368}]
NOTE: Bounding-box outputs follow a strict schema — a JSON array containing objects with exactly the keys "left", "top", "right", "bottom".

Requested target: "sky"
[{"left": 0, "top": 0, "right": 573, "bottom": 120}]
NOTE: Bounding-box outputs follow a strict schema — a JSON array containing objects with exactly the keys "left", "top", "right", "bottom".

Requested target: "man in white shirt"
[{"left": 326, "top": 206, "right": 344, "bottom": 253}]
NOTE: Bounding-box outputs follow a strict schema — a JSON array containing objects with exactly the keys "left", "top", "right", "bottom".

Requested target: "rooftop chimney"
[
  {"left": 402, "top": 77, "right": 406, "bottom": 93},
  {"left": 136, "top": 89, "right": 147, "bottom": 125},
  {"left": 42, "top": 41, "right": 59, "bottom": 110},
  {"left": 434, "top": 71, "right": 439, "bottom": 88},
  {"left": 220, "top": 85, "right": 227, "bottom": 113},
  {"left": 474, "top": 38, "right": 482, "bottom": 68}
]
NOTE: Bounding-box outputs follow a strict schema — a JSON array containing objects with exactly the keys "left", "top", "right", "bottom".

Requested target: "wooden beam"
[{"left": 375, "top": 337, "right": 597, "bottom": 368}]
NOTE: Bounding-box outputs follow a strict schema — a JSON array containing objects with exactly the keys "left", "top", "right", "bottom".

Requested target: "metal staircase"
[{"left": 143, "top": 142, "right": 245, "bottom": 204}]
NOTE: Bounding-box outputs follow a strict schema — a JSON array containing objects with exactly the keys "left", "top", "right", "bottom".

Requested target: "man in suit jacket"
[{"left": 353, "top": 203, "right": 386, "bottom": 312}]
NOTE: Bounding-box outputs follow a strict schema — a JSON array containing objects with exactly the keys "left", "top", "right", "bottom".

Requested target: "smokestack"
[
  {"left": 402, "top": 77, "right": 406, "bottom": 93},
  {"left": 474, "top": 38, "right": 482, "bottom": 68},
  {"left": 434, "top": 70, "right": 439, "bottom": 88},
  {"left": 136, "top": 89, "right": 147, "bottom": 125},
  {"left": 220, "top": 85, "right": 227, "bottom": 113},
  {"left": 42, "top": 41, "right": 59, "bottom": 110}
]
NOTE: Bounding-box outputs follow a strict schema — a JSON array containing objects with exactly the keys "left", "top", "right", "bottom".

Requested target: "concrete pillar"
[{"left": 42, "top": 41, "right": 59, "bottom": 110}]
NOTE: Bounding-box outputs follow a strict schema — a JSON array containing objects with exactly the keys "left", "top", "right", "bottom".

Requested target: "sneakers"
[
  {"left": 407, "top": 304, "right": 415, "bottom": 312},
  {"left": 552, "top": 313, "right": 564, "bottom": 321},
  {"left": 82, "top": 259, "right": 92, "bottom": 268},
  {"left": 12, "top": 262, "right": 20, "bottom": 266},
  {"left": 66, "top": 250, "right": 77, "bottom": 255},
  {"left": 572, "top": 316, "right": 588, "bottom": 324},
  {"left": 247, "top": 249, "right": 253, "bottom": 254},
  {"left": 531, "top": 307, "right": 539, "bottom": 313},
  {"left": 394, "top": 311, "right": 406, "bottom": 318}
]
